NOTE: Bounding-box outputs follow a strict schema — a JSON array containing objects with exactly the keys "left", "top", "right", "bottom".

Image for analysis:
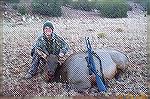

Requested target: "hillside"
[{"left": 1, "top": 1, "right": 148, "bottom": 96}]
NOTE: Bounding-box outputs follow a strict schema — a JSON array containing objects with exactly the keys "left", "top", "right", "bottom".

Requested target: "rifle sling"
[{"left": 92, "top": 52, "right": 106, "bottom": 85}]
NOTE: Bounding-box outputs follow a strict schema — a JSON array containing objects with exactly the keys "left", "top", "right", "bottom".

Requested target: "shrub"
[
  {"left": 12, "top": 4, "right": 18, "bottom": 10},
  {"left": 96, "top": 0, "right": 128, "bottom": 18},
  {"left": 70, "top": 0, "right": 96, "bottom": 11},
  {"left": 18, "top": 5, "right": 27, "bottom": 15},
  {"left": 63, "top": 0, "right": 71, "bottom": 5},
  {"left": 128, "top": 4, "right": 132, "bottom": 11},
  {"left": 4, "top": 0, "right": 20, "bottom": 3},
  {"left": 97, "top": 32, "right": 107, "bottom": 38},
  {"left": 32, "top": 0, "right": 62, "bottom": 17},
  {"left": 63, "top": 0, "right": 128, "bottom": 18},
  {"left": 5, "top": 0, "right": 20, "bottom": 10},
  {"left": 148, "top": 1, "right": 150, "bottom": 15},
  {"left": 133, "top": 0, "right": 150, "bottom": 15}
]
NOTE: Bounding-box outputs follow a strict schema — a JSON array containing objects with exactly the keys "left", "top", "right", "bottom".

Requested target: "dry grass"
[{"left": 1, "top": 5, "right": 148, "bottom": 97}]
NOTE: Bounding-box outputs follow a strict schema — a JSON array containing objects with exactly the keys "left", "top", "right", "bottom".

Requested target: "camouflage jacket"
[{"left": 32, "top": 33, "right": 69, "bottom": 56}]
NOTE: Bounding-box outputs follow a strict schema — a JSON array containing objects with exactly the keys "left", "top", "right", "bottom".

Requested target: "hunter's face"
[{"left": 44, "top": 26, "right": 53, "bottom": 39}]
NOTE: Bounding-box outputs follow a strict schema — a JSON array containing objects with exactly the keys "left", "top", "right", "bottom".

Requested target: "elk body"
[{"left": 58, "top": 48, "right": 129, "bottom": 91}]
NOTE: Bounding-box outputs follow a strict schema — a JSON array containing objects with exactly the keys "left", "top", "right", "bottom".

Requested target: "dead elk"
[{"left": 57, "top": 48, "right": 129, "bottom": 91}]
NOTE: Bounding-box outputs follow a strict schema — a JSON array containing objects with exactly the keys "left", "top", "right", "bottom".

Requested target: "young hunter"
[{"left": 25, "top": 20, "right": 69, "bottom": 81}]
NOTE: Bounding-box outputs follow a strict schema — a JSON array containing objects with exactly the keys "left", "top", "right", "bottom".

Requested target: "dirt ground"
[{"left": 1, "top": 4, "right": 149, "bottom": 97}]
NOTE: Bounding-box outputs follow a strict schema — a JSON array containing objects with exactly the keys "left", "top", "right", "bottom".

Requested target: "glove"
[{"left": 37, "top": 49, "right": 47, "bottom": 61}]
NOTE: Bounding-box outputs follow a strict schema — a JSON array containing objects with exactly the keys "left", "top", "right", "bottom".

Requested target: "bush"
[
  {"left": 97, "top": 32, "right": 107, "bottom": 38},
  {"left": 70, "top": 0, "right": 96, "bottom": 11},
  {"left": 63, "top": 0, "right": 71, "bottom": 5},
  {"left": 32, "top": 0, "right": 62, "bottom": 17},
  {"left": 134, "top": 0, "right": 150, "bottom": 15},
  {"left": 148, "top": 1, "right": 150, "bottom": 15},
  {"left": 96, "top": 0, "right": 128, "bottom": 18},
  {"left": 18, "top": 5, "right": 27, "bottom": 15},
  {"left": 12, "top": 4, "right": 18, "bottom": 10},
  {"left": 4, "top": 0, "right": 20, "bottom": 3},
  {"left": 128, "top": 4, "right": 132, "bottom": 11},
  {"left": 63, "top": 0, "right": 128, "bottom": 18}
]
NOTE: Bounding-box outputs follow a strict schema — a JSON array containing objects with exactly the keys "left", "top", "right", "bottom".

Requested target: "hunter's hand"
[
  {"left": 59, "top": 52, "right": 64, "bottom": 57},
  {"left": 37, "top": 49, "right": 47, "bottom": 61}
]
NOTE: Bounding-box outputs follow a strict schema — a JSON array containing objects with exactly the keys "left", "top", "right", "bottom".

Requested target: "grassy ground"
[{"left": 2, "top": 16, "right": 148, "bottom": 96}]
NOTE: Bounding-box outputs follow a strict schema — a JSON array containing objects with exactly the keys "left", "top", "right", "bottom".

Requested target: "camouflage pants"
[{"left": 28, "top": 48, "right": 58, "bottom": 75}]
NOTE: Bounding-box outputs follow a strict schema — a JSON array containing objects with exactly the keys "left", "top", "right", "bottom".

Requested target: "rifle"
[{"left": 85, "top": 37, "right": 107, "bottom": 92}]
